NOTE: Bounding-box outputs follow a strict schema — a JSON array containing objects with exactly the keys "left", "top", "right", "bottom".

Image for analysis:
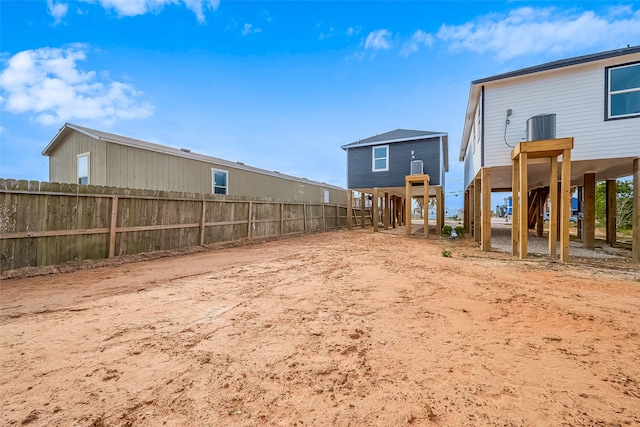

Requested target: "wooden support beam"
[
  {"left": 519, "top": 152, "right": 528, "bottom": 259},
  {"left": 372, "top": 188, "right": 379, "bottom": 232},
  {"left": 633, "top": 158, "right": 640, "bottom": 264},
  {"left": 384, "top": 191, "right": 390, "bottom": 230},
  {"left": 548, "top": 157, "right": 558, "bottom": 257},
  {"left": 474, "top": 179, "right": 481, "bottom": 243},
  {"left": 248, "top": 201, "right": 253, "bottom": 238},
  {"left": 556, "top": 181, "right": 561, "bottom": 240},
  {"left": 560, "top": 149, "right": 572, "bottom": 262},
  {"left": 481, "top": 168, "right": 492, "bottom": 252},
  {"left": 536, "top": 189, "right": 545, "bottom": 238},
  {"left": 423, "top": 176, "right": 430, "bottom": 239},
  {"left": 512, "top": 158, "right": 519, "bottom": 256},
  {"left": 281, "top": 202, "right": 285, "bottom": 235},
  {"left": 577, "top": 186, "right": 583, "bottom": 240},
  {"left": 464, "top": 189, "right": 470, "bottom": 233},
  {"left": 391, "top": 196, "right": 396, "bottom": 229},
  {"left": 583, "top": 172, "right": 596, "bottom": 250},
  {"left": 436, "top": 186, "right": 443, "bottom": 235},
  {"left": 108, "top": 196, "right": 118, "bottom": 258},
  {"left": 469, "top": 182, "right": 476, "bottom": 240},
  {"left": 405, "top": 183, "right": 412, "bottom": 237},
  {"left": 606, "top": 179, "right": 617, "bottom": 247},
  {"left": 346, "top": 190, "right": 353, "bottom": 229},
  {"left": 303, "top": 203, "right": 307, "bottom": 233},
  {"left": 361, "top": 192, "right": 366, "bottom": 229}
]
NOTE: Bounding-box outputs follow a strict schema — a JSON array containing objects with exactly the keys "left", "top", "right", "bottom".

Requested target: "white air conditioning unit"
[{"left": 410, "top": 160, "right": 423, "bottom": 175}]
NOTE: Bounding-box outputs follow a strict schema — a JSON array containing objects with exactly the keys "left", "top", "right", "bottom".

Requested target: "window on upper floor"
[
  {"left": 77, "top": 152, "right": 90, "bottom": 185},
  {"left": 212, "top": 168, "right": 228, "bottom": 195},
  {"left": 372, "top": 145, "right": 389, "bottom": 172},
  {"left": 606, "top": 62, "right": 640, "bottom": 120}
]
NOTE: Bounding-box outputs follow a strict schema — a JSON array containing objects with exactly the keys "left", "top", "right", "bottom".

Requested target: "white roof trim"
[{"left": 342, "top": 133, "right": 448, "bottom": 150}]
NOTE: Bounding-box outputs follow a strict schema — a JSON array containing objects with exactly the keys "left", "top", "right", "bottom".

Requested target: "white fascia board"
[{"left": 459, "top": 84, "right": 480, "bottom": 162}]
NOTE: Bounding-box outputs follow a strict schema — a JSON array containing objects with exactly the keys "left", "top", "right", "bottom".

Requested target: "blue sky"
[{"left": 1, "top": 1, "right": 639, "bottom": 209}]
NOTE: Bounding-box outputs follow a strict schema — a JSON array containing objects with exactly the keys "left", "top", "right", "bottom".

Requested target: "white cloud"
[
  {"left": 346, "top": 26, "right": 361, "bottom": 37},
  {"left": 242, "top": 23, "right": 262, "bottom": 36},
  {"left": 437, "top": 6, "right": 640, "bottom": 60},
  {"left": 47, "top": 0, "right": 69, "bottom": 25},
  {"left": 400, "top": 30, "right": 434, "bottom": 57},
  {"left": 364, "top": 29, "right": 392, "bottom": 50},
  {"left": 87, "top": 0, "right": 219, "bottom": 23},
  {"left": 0, "top": 46, "right": 154, "bottom": 126}
]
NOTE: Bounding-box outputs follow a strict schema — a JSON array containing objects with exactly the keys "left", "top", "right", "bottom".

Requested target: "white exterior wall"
[
  {"left": 483, "top": 56, "right": 640, "bottom": 168},
  {"left": 464, "top": 97, "right": 483, "bottom": 189}
]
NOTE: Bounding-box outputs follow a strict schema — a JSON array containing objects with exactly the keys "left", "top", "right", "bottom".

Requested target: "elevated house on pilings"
[
  {"left": 459, "top": 45, "right": 640, "bottom": 263},
  {"left": 341, "top": 129, "right": 449, "bottom": 236}
]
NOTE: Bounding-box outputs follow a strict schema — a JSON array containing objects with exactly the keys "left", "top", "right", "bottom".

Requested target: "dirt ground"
[{"left": 1, "top": 229, "right": 639, "bottom": 426}]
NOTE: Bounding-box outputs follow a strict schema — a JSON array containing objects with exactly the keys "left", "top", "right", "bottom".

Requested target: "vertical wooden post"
[
  {"left": 347, "top": 190, "right": 353, "bottom": 229},
  {"left": 248, "top": 201, "right": 253, "bottom": 238},
  {"left": 519, "top": 152, "right": 528, "bottom": 259},
  {"left": 577, "top": 186, "right": 583, "bottom": 240},
  {"left": 199, "top": 200, "right": 206, "bottom": 246},
  {"left": 556, "top": 181, "right": 561, "bottom": 241},
  {"left": 536, "top": 189, "right": 544, "bottom": 238},
  {"left": 436, "top": 186, "right": 443, "bottom": 235},
  {"left": 391, "top": 196, "right": 396, "bottom": 229},
  {"left": 372, "top": 188, "right": 379, "bottom": 232},
  {"left": 583, "top": 172, "right": 596, "bottom": 250},
  {"left": 474, "top": 178, "right": 481, "bottom": 243},
  {"left": 560, "top": 149, "right": 572, "bottom": 262},
  {"left": 303, "top": 203, "right": 307, "bottom": 232},
  {"left": 633, "top": 158, "right": 640, "bottom": 264},
  {"left": 464, "top": 189, "right": 470, "bottom": 233},
  {"left": 108, "top": 196, "right": 118, "bottom": 258},
  {"left": 280, "top": 202, "right": 285, "bottom": 235},
  {"left": 336, "top": 203, "right": 339, "bottom": 229},
  {"left": 322, "top": 203, "right": 326, "bottom": 231},
  {"left": 548, "top": 156, "right": 558, "bottom": 257},
  {"left": 481, "top": 168, "right": 492, "bottom": 252},
  {"left": 383, "top": 191, "right": 390, "bottom": 230},
  {"left": 469, "top": 183, "right": 476, "bottom": 240},
  {"left": 423, "top": 176, "right": 429, "bottom": 239},
  {"left": 512, "top": 158, "right": 519, "bottom": 256},
  {"left": 361, "top": 192, "right": 366, "bottom": 229},
  {"left": 606, "top": 179, "right": 617, "bottom": 247},
  {"left": 406, "top": 181, "right": 412, "bottom": 237}
]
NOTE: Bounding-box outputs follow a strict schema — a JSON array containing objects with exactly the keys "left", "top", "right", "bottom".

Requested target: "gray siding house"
[
  {"left": 341, "top": 129, "right": 449, "bottom": 193},
  {"left": 42, "top": 123, "right": 346, "bottom": 204}
]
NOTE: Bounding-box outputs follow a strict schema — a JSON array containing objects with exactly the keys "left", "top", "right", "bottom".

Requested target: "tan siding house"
[{"left": 43, "top": 124, "right": 346, "bottom": 205}]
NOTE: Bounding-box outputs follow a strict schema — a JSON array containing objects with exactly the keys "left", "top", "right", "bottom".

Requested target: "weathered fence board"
[{"left": 0, "top": 179, "right": 347, "bottom": 271}]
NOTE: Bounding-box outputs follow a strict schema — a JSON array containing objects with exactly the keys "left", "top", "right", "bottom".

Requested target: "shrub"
[
  {"left": 442, "top": 225, "right": 453, "bottom": 236},
  {"left": 442, "top": 249, "right": 452, "bottom": 257},
  {"left": 454, "top": 226, "right": 464, "bottom": 237}
]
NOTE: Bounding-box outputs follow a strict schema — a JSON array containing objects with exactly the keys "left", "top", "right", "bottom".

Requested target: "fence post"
[
  {"left": 303, "top": 204, "right": 307, "bottom": 233},
  {"left": 322, "top": 204, "right": 326, "bottom": 231},
  {"left": 247, "top": 201, "right": 253, "bottom": 239},
  {"left": 280, "top": 202, "right": 284, "bottom": 236},
  {"left": 199, "top": 200, "right": 206, "bottom": 245},
  {"left": 108, "top": 196, "right": 118, "bottom": 258}
]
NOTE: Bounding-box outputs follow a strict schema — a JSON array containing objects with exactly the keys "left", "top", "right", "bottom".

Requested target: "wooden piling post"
[
  {"left": 361, "top": 192, "right": 366, "bottom": 229},
  {"left": 548, "top": 157, "right": 558, "bottom": 257},
  {"left": 436, "top": 186, "right": 443, "bottom": 235},
  {"left": 560, "top": 149, "right": 572, "bottom": 262},
  {"left": 481, "top": 168, "right": 491, "bottom": 252},
  {"left": 583, "top": 172, "right": 596, "bottom": 250},
  {"left": 606, "top": 179, "right": 617, "bottom": 246},
  {"left": 632, "top": 158, "right": 639, "bottom": 264},
  {"left": 383, "top": 191, "right": 389, "bottom": 230},
  {"left": 474, "top": 178, "right": 481, "bottom": 244},
  {"left": 512, "top": 158, "right": 519, "bottom": 256},
  {"left": 519, "top": 152, "right": 528, "bottom": 259},
  {"left": 347, "top": 190, "right": 353, "bottom": 229}
]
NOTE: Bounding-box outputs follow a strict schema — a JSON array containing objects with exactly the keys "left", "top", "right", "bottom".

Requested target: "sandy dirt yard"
[{"left": 1, "top": 229, "right": 639, "bottom": 426}]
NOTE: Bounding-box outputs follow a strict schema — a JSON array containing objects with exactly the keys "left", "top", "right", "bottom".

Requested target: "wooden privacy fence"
[{"left": 0, "top": 179, "right": 348, "bottom": 272}]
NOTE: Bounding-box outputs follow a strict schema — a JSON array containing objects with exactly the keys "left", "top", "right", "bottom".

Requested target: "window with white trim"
[
  {"left": 372, "top": 145, "right": 389, "bottom": 172},
  {"left": 77, "top": 152, "right": 90, "bottom": 185},
  {"left": 212, "top": 168, "right": 228, "bottom": 195},
  {"left": 323, "top": 189, "right": 330, "bottom": 203},
  {"left": 606, "top": 62, "right": 640, "bottom": 119}
]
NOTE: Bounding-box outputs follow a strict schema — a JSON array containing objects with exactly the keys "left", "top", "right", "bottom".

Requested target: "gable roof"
[
  {"left": 341, "top": 128, "right": 449, "bottom": 172},
  {"left": 42, "top": 123, "right": 345, "bottom": 191},
  {"left": 459, "top": 45, "right": 640, "bottom": 162}
]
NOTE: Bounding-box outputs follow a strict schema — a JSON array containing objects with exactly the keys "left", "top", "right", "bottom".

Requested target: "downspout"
[{"left": 481, "top": 85, "right": 485, "bottom": 168}]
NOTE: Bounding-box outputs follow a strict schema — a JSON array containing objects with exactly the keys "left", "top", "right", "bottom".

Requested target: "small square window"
[
  {"left": 372, "top": 145, "right": 389, "bottom": 172},
  {"left": 606, "top": 62, "right": 640, "bottom": 119},
  {"left": 323, "top": 189, "right": 330, "bottom": 204},
  {"left": 212, "top": 169, "right": 228, "bottom": 195}
]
